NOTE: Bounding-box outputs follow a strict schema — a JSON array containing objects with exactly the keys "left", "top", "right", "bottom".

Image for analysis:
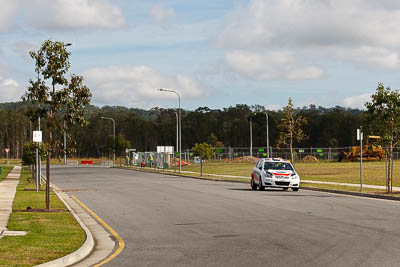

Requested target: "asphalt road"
[{"left": 51, "top": 167, "right": 400, "bottom": 267}]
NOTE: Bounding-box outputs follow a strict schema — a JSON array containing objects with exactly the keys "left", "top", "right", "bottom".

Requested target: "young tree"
[
  {"left": 277, "top": 97, "right": 307, "bottom": 163},
  {"left": 21, "top": 142, "right": 48, "bottom": 182},
  {"left": 366, "top": 83, "right": 400, "bottom": 193},
  {"left": 22, "top": 40, "right": 92, "bottom": 209},
  {"left": 192, "top": 142, "right": 214, "bottom": 176},
  {"left": 114, "top": 134, "right": 131, "bottom": 166}
]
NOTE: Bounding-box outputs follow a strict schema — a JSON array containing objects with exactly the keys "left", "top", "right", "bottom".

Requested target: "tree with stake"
[
  {"left": 366, "top": 83, "right": 400, "bottom": 193},
  {"left": 113, "top": 133, "right": 131, "bottom": 166},
  {"left": 277, "top": 97, "right": 307, "bottom": 163},
  {"left": 22, "top": 40, "right": 92, "bottom": 209},
  {"left": 192, "top": 142, "right": 214, "bottom": 176}
]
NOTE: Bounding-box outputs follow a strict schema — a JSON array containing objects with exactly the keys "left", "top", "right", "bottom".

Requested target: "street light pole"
[
  {"left": 158, "top": 88, "right": 182, "bottom": 173},
  {"left": 63, "top": 42, "right": 72, "bottom": 165},
  {"left": 250, "top": 115, "right": 253, "bottom": 163},
  {"left": 101, "top": 116, "right": 115, "bottom": 166},
  {"left": 266, "top": 113, "right": 270, "bottom": 158},
  {"left": 64, "top": 120, "right": 67, "bottom": 165},
  {"left": 175, "top": 112, "right": 178, "bottom": 172}
]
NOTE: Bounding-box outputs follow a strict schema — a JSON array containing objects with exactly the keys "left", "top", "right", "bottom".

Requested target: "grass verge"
[
  {"left": 180, "top": 160, "right": 400, "bottom": 187},
  {"left": 0, "top": 166, "right": 13, "bottom": 182},
  {"left": 0, "top": 167, "right": 86, "bottom": 267}
]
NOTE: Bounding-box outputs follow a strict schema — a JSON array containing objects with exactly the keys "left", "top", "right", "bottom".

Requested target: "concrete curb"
[
  {"left": 126, "top": 167, "right": 400, "bottom": 202},
  {"left": 35, "top": 183, "right": 94, "bottom": 267},
  {"left": 301, "top": 186, "right": 400, "bottom": 201}
]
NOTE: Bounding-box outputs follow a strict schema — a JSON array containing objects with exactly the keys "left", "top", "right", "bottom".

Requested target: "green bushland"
[
  {"left": 0, "top": 167, "right": 85, "bottom": 266},
  {"left": 0, "top": 166, "right": 13, "bottom": 182}
]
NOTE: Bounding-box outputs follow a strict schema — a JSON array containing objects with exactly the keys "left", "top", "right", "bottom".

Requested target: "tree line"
[{"left": 0, "top": 101, "right": 365, "bottom": 159}]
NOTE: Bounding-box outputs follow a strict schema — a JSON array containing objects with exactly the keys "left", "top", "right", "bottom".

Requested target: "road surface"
[{"left": 51, "top": 167, "right": 400, "bottom": 266}]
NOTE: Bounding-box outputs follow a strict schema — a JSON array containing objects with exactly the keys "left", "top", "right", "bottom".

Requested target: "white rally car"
[{"left": 250, "top": 158, "right": 300, "bottom": 191}]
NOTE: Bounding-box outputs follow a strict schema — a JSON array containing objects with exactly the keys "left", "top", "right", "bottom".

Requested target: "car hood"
[{"left": 266, "top": 169, "right": 294, "bottom": 176}]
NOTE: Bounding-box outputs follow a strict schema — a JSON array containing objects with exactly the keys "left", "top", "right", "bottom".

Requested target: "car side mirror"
[{"left": 259, "top": 167, "right": 262, "bottom": 170}]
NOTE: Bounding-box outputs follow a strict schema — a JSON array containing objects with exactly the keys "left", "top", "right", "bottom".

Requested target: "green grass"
[
  {"left": 0, "top": 167, "right": 86, "bottom": 267},
  {"left": 0, "top": 159, "right": 22, "bottom": 165},
  {"left": 180, "top": 160, "right": 400, "bottom": 187},
  {"left": 301, "top": 182, "right": 385, "bottom": 193},
  {"left": 0, "top": 166, "right": 13, "bottom": 182},
  {"left": 132, "top": 160, "right": 400, "bottom": 197}
]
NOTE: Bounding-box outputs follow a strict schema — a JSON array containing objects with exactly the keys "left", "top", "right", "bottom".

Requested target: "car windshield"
[{"left": 264, "top": 162, "right": 293, "bottom": 171}]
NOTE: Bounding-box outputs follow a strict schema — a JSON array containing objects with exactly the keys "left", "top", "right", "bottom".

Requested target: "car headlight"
[
  {"left": 291, "top": 173, "right": 298, "bottom": 179},
  {"left": 266, "top": 171, "right": 273, "bottom": 178}
]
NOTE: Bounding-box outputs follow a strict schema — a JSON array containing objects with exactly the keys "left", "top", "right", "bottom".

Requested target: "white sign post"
[
  {"left": 33, "top": 131, "right": 42, "bottom": 143},
  {"left": 33, "top": 131, "right": 42, "bottom": 192}
]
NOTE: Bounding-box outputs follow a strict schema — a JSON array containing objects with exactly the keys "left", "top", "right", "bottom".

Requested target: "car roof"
[{"left": 261, "top": 158, "right": 291, "bottom": 163}]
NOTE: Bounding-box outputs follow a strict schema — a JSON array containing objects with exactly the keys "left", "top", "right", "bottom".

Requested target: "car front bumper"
[{"left": 262, "top": 178, "right": 300, "bottom": 188}]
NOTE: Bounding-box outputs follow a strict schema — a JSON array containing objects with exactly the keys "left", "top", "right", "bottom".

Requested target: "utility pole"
[
  {"left": 250, "top": 116, "right": 253, "bottom": 163},
  {"left": 266, "top": 113, "right": 269, "bottom": 157},
  {"left": 158, "top": 89, "right": 182, "bottom": 173},
  {"left": 358, "top": 127, "right": 363, "bottom": 190},
  {"left": 64, "top": 120, "right": 67, "bottom": 165}
]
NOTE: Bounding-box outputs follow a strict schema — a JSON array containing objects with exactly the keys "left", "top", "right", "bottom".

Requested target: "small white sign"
[
  {"left": 357, "top": 129, "right": 363, "bottom": 141},
  {"left": 33, "top": 131, "right": 42, "bottom": 142},
  {"left": 4, "top": 148, "right": 9, "bottom": 153},
  {"left": 157, "top": 146, "right": 174, "bottom": 153}
]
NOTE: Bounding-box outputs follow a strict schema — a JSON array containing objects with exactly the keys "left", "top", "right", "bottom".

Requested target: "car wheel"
[
  {"left": 259, "top": 179, "right": 265, "bottom": 191},
  {"left": 282, "top": 188, "right": 288, "bottom": 191},
  {"left": 250, "top": 178, "right": 257, "bottom": 190},
  {"left": 293, "top": 188, "right": 299, "bottom": 192}
]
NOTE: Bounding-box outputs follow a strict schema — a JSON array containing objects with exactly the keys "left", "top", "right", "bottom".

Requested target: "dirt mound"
[
  {"left": 302, "top": 155, "right": 318, "bottom": 162},
  {"left": 232, "top": 156, "right": 259, "bottom": 163}
]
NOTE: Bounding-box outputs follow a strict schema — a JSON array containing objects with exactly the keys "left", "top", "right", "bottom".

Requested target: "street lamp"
[
  {"left": 63, "top": 42, "right": 72, "bottom": 165},
  {"left": 250, "top": 113, "right": 256, "bottom": 163},
  {"left": 101, "top": 116, "right": 115, "bottom": 166},
  {"left": 64, "top": 120, "right": 67, "bottom": 164},
  {"left": 158, "top": 88, "right": 181, "bottom": 173},
  {"left": 175, "top": 112, "right": 178, "bottom": 172},
  {"left": 266, "top": 113, "right": 270, "bottom": 158}
]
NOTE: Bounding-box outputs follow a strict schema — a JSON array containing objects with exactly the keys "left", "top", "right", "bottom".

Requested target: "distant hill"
[{"left": 0, "top": 101, "right": 27, "bottom": 110}]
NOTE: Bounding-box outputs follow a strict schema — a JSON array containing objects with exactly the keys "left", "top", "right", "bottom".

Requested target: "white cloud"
[
  {"left": 84, "top": 66, "right": 208, "bottom": 108},
  {"left": 343, "top": 93, "right": 371, "bottom": 109},
  {"left": 225, "top": 50, "right": 323, "bottom": 80},
  {"left": 27, "top": 0, "right": 126, "bottom": 30},
  {"left": 337, "top": 46, "right": 400, "bottom": 69},
  {"left": 215, "top": 0, "right": 400, "bottom": 80},
  {"left": 265, "top": 104, "right": 283, "bottom": 111},
  {"left": 149, "top": 4, "right": 176, "bottom": 23},
  {"left": 0, "top": 0, "right": 19, "bottom": 32},
  {"left": 0, "top": 77, "right": 22, "bottom": 102},
  {"left": 286, "top": 67, "right": 324, "bottom": 80}
]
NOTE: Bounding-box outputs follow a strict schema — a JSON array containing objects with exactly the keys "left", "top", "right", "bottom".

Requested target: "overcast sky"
[{"left": 1, "top": 0, "right": 400, "bottom": 110}]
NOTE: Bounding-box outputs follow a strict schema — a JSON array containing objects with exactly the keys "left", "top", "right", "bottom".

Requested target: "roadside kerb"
[
  {"left": 35, "top": 182, "right": 115, "bottom": 267},
  {"left": 124, "top": 166, "right": 400, "bottom": 201}
]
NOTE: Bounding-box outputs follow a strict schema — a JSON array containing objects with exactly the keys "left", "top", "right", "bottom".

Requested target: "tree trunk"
[
  {"left": 387, "top": 142, "right": 393, "bottom": 193},
  {"left": 46, "top": 155, "right": 50, "bottom": 208},
  {"left": 200, "top": 159, "right": 203, "bottom": 176}
]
